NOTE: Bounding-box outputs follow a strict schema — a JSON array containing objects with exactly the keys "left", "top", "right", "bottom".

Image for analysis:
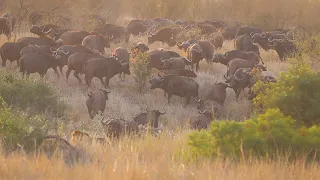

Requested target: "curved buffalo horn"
[
  {"left": 267, "top": 37, "right": 275, "bottom": 42},
  {"left": 278, "top": 39, "right": 284, "bottom": 43},
  {"left": 223, "top": 73, "right": 229, "bottom": 80},
  {"left": 50, "top": 47, "right": 56, "bottom": 53},
  {"left": 198, "top": 109, "right": 205, "bottom": 114},
  {"left": 184, "top": 57, "right": 192, "bottom": 63},
  {"left": 158, "top": 72, "right": 163, "bottom": 77},
  {"left": 250, "top": 32, "right": 255, "bottom": 38},
  {"left": 159, "top": 109, "right": 166, "bottom": 115},
  {"left": 101, "top": 117, "right": 110, "bottom": 125},
  {"left": 87, "top": 91, "right": 93, "bottom": 97},
  {"left": 260, "top": 33, "right": 266, "bottom": 38},
  {"left": 145, "top": 106, "right": 150, "bottom": 112},
  {"left": 232, "top": 74, "right": 245, "bottom": 81},
  {"left": 44, "top": 28, "right": 56, "bottom": 34},
  {"left": 61, "top": 49, "right": 70, "bottom": 55},
  {"left": 101, "top": 88, "right": 111, "bottom": 93},
  {"left": 195, "top": 97, "right": 201, "bottom": 103}
]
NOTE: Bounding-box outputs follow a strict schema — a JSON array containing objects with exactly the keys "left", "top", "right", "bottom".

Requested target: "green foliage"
[
  {"left": 253, "top": 64, "right": 320, "bottom": 126},
  {"left": 0, "top": 97, "right": 48, "bottom": 153},
  {"left": 131, "top": 52, "right": 152, "bottom": 93},
  {"left": 293, "top": 30, "right": 320, "bottom": 61},
  {"left": 183, "top": 109, "right": 320, "bottom": 162},
  {"left": 0, "top": 70, "right": 68, "bottom": 118}
]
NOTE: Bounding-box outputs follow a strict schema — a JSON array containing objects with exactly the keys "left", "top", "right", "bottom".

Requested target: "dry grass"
[
  {"left": 1, "top": 0, "right": 318, "bottom": 176},
  {"left": 0, "top": 134, "right": 320, "bottom": 180}
]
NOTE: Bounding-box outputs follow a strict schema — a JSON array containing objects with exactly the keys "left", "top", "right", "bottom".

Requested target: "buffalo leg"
[
  {"left": 167, "top": 94, "right": 173, "bottom": 104},
  {"left": 2, "top": 59, "right": 6, "bottom": 67},
  {"left": 84, "top": 75, "right": 92, "bottom": 87},
  {"left": 87, "top": 106, "right": 93, "bottom": 119},
  {"left": 66, "top": 68, "right": 72, "bottom": 82},
  {"left": 99, "top": 77, "right": 105, "bottom": 86},
  {"left": 196, "top": 62, "right": 200, "bottom": 72},
  {"left": 53, "top": 67, "right": 60, "bottom": 78},
  {"left": 235, "top": 89, "right": 242, "bottom": 101},
  {"left": 104, "top": 78, "right": 110, "bottom": 88},
  {"left": 59, "top": 66, "right": 64, "bottom": 75},
  {"left": 92, "top": 110, "right": 98, "bottom": 119},
  {"left": 185, "top": 96, "right": 191, "bottom": 105},
  {"left": 73, "top": 72, "right": 82, "bottom": 83},
  {"left": 40, "top": 73, "right": 45, "bottom": 79}
]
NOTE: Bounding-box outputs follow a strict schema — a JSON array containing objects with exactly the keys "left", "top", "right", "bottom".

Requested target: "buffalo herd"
[{"left": 0, "top": 15, "right": 298, "bottom": 138}]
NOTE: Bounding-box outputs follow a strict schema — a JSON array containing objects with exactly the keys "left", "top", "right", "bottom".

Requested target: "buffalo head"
[
  {"left": 101, "top": 118, "right": 123, "bottom": 138},
  {"left": 149, "top": 76, "right": 164, "bottom": 89},
  {"left": 198, "top": 109, "right": 213, "bottom": 119},
  {"left": 133, "top": 42, "right": 149, "bottom": 52},
  {"left": 120, "top": 62, "right": 131, "bottom": 75},
  {"left": 100, "top": 88, "right": 111, "bottom": 100},
  {"left": 53, "top": 49, "right": 70, "bottom": 60},
  {"left": 253, "top": 64, "right": 267, "bottom": 71},
  {"left": 30, "top": 26, "right": 45, "bottom": 37},
  {"left": 225, "top": 74, "right": 245, "bottom": 85},
  {"left": 212, "top": 53, "right": 226, "bottom": 63},
  {"left": 177, "top": 41, "right": 191, "bottom": 52},
  {"left": 252, "top": 33, "right": 262, "bottom": 43},
  {"left": 146, "top": 106, "right": 166, "bottom": 116}
]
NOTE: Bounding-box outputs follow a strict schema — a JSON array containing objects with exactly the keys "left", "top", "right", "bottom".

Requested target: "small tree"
[
  {"left": 131, "top": 52, "right": 152, "bottom": 93},
  {"left": 253, "top": 64, "right": 320, "bottom": 126}
]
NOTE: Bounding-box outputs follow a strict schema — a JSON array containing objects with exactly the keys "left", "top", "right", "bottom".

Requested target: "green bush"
[
  {"left": 0, "top": 70, "right": 68, "bottom": 118},
  {"left": 0, "top": 97, "right": 48, "bottom": 153},
  {"left": 253, "top": 64, "right": 320, "bottom": 126},
  {"left": 131, "top": 52, "right": 152, "bottom": 92},
  {"left": 184, "top": 109, "right": 320, "bottom": 162}
]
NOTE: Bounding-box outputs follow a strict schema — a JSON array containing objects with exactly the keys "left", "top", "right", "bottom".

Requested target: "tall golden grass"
[
  {"left": 0, "top": 0, "right": 319, "bottom": 178},
  {"left": 0, "top": 133, "right": 320, "bottom": 180}
]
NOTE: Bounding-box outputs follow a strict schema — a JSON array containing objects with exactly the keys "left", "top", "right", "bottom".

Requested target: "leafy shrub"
[
  {"left": 0, "top": 70, "right": 68, "bottom": 118},
  {"left": 253, "top": 64, "right": 320, "bottom": 126},
  {"left": 131, "top": 52, "right": 152, "bottom": 92},
  {"left": 293, "top": 30, "right": 320, "bottom": 61},
  {"left": 0, "top": 97, "right": 48, "bottom": 153},
  {"left": 184, "top": 109, "right": 320, "bottom": 162}
]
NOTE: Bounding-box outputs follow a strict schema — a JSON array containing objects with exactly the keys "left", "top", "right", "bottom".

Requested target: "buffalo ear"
[
  {"left": 88, "top": 91, "right": 93, "bottom": 97},
  {"left": 101, "top": 88, "right": 111, "bottom": 94}
]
